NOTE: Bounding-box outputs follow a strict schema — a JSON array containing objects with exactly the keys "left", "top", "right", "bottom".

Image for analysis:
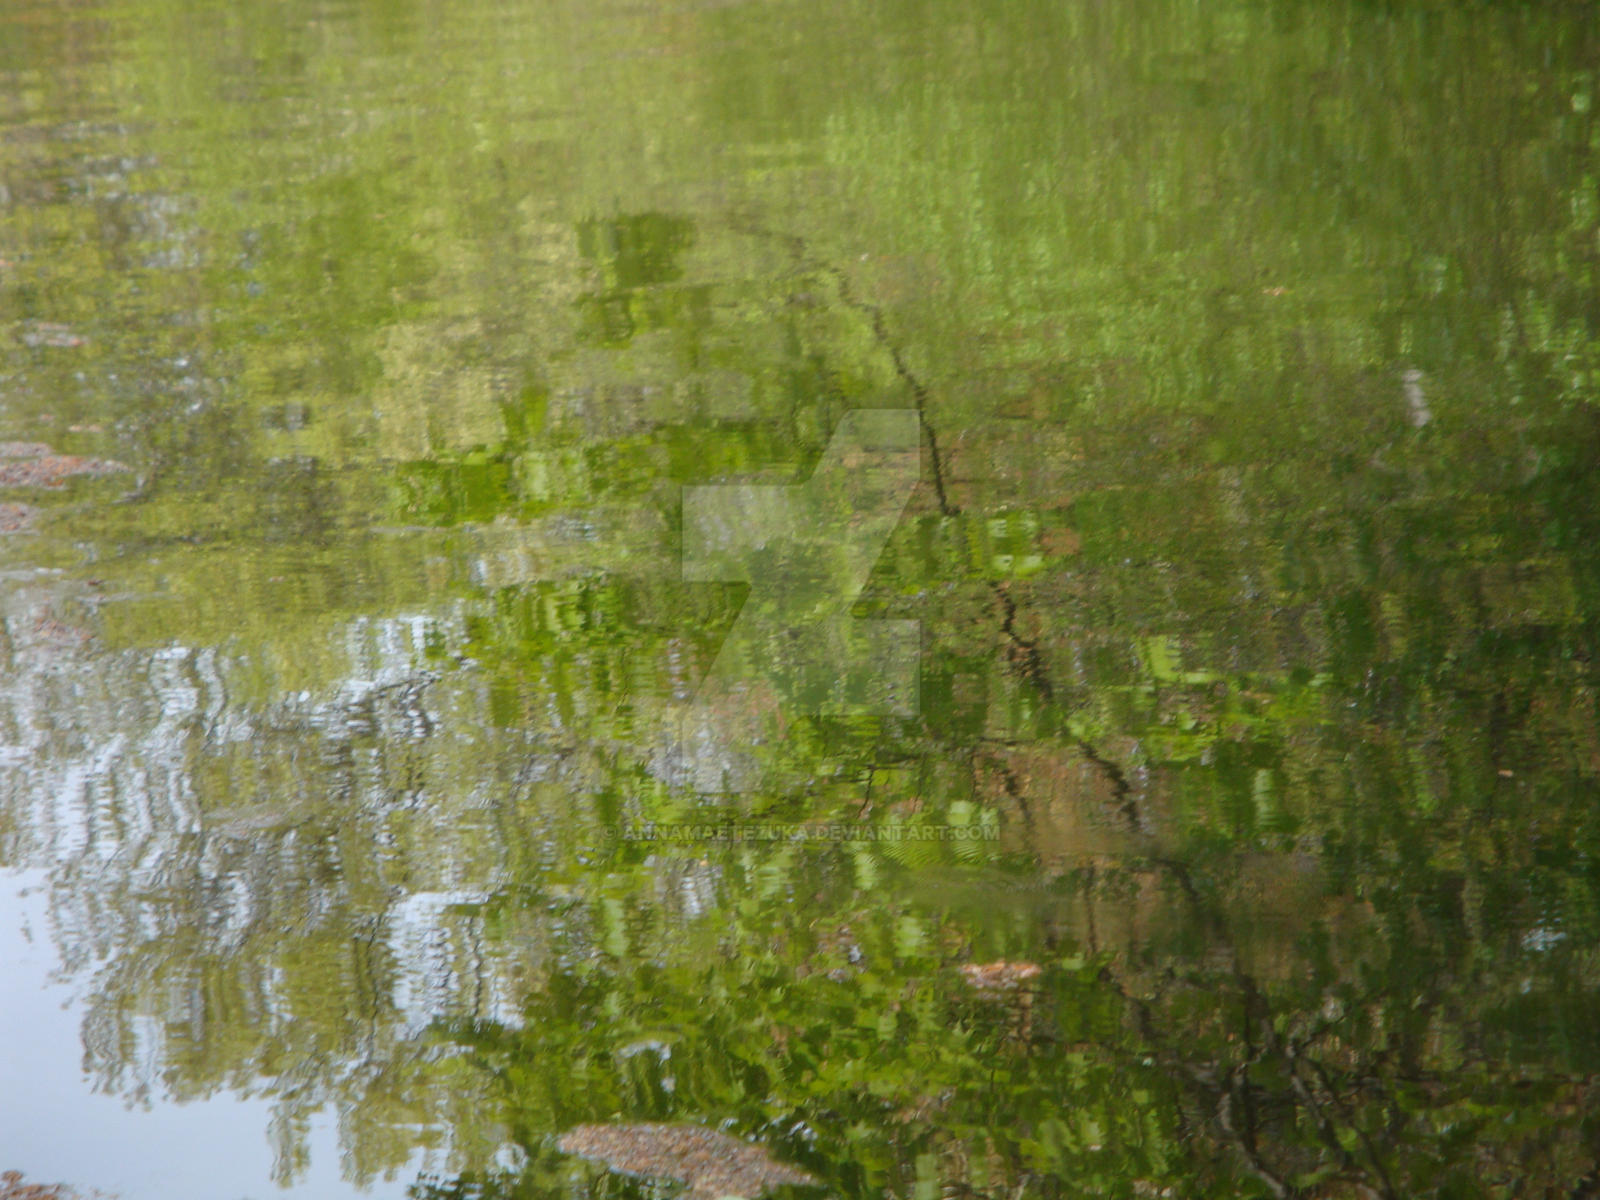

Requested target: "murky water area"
[{"left": 2, "top": 2, "right": 1598, "bottom": 1197}]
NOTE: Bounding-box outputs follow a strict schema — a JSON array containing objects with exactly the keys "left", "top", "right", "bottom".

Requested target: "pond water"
[{"left": 1, "top": 1, "right": 1598, "bottom": 1198}]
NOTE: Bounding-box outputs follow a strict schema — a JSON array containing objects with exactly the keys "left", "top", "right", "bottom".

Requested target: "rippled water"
[{"left": 2, "top": 1, "right": 1598, "bottom": 1197}]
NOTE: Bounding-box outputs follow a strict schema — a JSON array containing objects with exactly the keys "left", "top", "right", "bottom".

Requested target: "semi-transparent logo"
[
  {"left": 661, "top": 410, "right": 920, "bottom": 791},
  {"left": 683, "top": 408, "right": 921, "bottom": 714}
]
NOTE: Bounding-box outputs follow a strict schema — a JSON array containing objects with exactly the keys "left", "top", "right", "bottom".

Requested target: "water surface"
[{"left": 2, "top": 1, "right": 1598, "bottom": 1197}]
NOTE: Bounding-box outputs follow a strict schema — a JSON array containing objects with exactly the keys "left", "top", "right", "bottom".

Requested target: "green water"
[{"left": 1, "top": 1, "right": 1597, "bottom": 1197}]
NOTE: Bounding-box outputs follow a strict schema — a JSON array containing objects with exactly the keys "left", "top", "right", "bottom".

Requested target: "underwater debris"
[
  {"left": 0, "top": 503, "right": 35, "bottom": 532},
  {"left": 959, "top": 961, "right": 1044, "bottom": 1045},
  {"left": 18, "top": 322, "right": 85, "bottom": 348},
  {"left": 959, "top": 960, "right": 1042, "bottom": 994},
  {"left": 557, "top": 1122, "right": 819, "bottom": 1199},
  {"left": 0, "top": 450, "right": 129, "bottom": 489},
  {"left": 0, "top": 1172, "right": 114, "bottom": 1200}
]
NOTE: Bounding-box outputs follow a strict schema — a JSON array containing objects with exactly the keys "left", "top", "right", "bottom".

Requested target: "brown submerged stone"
[
  {"left": 959, "top": 961, "right": 1045, "bottom": 1046},
  {"left": 959, "top": 960, "right": 1042, "bottom": 994},
  {"left": 0, "top": 503, "right": 35, "bottom": 532},
  {"left": 0, "top": 453, "right": 129, "bottom": 489},
  {"left": 558, "top": 1122, "right": 819, "bottom": 1199},
  {"left": 0, "top": 1172, "right": 114, "bottom": 1200}
]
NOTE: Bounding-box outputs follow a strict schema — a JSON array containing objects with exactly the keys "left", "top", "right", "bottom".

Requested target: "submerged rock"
[
  {"left": 959, "top": 960, "right": 1042, "bottom": 994},
  {"left": 0, "top": 503, "right": 35, "bottom": 533},
  {"left": 959, "top": 961, "right": 1044, "bottom": 1045},
  {"left": 0, "top": 449, "right": 129, "bottom": 489},
  {"left": 18, "top": 322, "right": 85, "bottom": 348},
  {"left": 0, "top": 1172, "right": 113, "bottom": 1200},
  {"left": 557, "top": 1122, "right": 819, "bottom": 1199}
]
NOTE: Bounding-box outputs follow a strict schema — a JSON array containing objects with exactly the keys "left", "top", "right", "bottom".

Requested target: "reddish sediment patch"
[
  {"left": 0, "top": 448, "right": 129, "bottom": 489},
  {"left": 558, "top": 1123, "right": 819, "bottom": 1199}
]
